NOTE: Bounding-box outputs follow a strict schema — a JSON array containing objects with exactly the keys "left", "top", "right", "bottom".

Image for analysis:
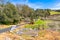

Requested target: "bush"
[
  {"left": 25, "top": 19, "right": 48, "bottom": 30},
  {"left": 34, "top": 19, "right": 48, "bottom": 29}
]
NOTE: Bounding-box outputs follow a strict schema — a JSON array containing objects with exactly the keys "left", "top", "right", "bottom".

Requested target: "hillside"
[{"left": 50, "top": 11, "right": 60, "bottom": 15}]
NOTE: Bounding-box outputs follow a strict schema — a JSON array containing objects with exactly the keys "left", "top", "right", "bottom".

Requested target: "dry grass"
[
  {"left": 0, "top": 25, "right": 12, "bottom": 29},
  {"left": 0, "top": 29, "right": 60, "bottom": 40},
  {"left": 0, "top": 32, "right": 21, "bottom": 40},
  {"left": 35, "top": 30, "right": 60, "bottom": 40},
  {"left": 0, "top": 24, "right": 60, "bottom": 40}
]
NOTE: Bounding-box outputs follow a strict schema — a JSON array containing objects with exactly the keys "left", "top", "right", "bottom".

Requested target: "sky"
[{"left": 10, "top": 0, "right": 60, "bottom": 10}]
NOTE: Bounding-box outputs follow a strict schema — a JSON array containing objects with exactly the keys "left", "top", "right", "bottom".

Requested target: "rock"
[
  {"left": 10, "top": 25, "right": 17, "bottom": 31},
  {"left": 17, "top": 28, "right": 38, "bottom": 37},
  {"left": 17, "top": 28, "right": 32, "bottom": 35}
]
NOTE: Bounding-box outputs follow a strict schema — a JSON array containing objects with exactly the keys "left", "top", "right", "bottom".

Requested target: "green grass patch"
[
  {"left": 25, "top": 19, "right": 48, "bottom": 29},
  {"left": 50, "top": 11, "right": 60, "bottom": 15}
]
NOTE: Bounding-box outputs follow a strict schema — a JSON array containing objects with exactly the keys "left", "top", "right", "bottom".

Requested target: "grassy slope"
[{"left": 50, "top": 11, "right": 60, "bottom": 15}]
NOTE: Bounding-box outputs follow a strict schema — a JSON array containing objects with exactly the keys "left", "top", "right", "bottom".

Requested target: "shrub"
[{"left": 25, "top": 19, "right": 48, "bottom": 30}]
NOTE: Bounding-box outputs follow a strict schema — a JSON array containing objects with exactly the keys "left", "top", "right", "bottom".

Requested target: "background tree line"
[{"left": 0, "top": 0, "right": 51, "bottom": 24}]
